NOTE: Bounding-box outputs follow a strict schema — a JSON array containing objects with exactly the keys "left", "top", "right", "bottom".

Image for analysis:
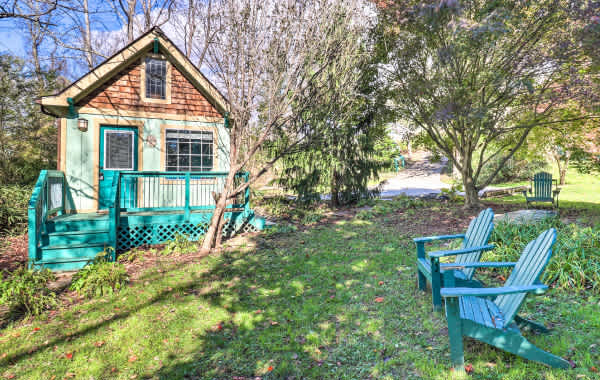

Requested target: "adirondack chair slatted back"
[
  {"left": 495, "top": 228, "right": 556, "bottom": 324},
  {"left": 533, "top": 172, "right": 553, "bottom": 199},
  {"left": 456, "top": 208, "right": 494, "bottom": 279}
]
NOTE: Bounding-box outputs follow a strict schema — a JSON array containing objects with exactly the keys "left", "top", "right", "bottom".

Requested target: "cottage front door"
[{"left": 98, "top": 126, "right": 138, "bottom": 210}]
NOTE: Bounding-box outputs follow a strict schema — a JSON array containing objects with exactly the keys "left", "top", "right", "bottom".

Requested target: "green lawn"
[{"left": 1, "top": 201, "right": 598, "bottom": 379}]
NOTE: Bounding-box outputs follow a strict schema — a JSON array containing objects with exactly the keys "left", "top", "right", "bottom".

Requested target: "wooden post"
[
  {"left": 416, "top": 241, "right": 427, "bottom": 291},
  {"left": 244, "top": 172, "right": 250, "bottom": 216},
  {"left": 431, "top": 257, "right": 442, "bottom": 311},
  {"left": 443, "top": 270, "right": 464, "bottom": 371},
  {"left": 184, "top": 172, "right": 191, "bottom": 221}
]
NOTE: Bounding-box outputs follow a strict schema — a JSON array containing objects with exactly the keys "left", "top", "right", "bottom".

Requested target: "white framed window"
[
  {"left": 165, "top": 129, "right": 214, "bottom": 172},
  {"left": 145, "top": 57, "right": 166, "bottom": 99},
  {"left": 104, "top": 130, "right": 135, "bottom": 170},
  {"left": 140, "top": 55, "right": 171, "bottom": 104}
]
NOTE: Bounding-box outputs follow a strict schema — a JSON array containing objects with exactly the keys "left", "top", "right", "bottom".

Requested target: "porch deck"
[{"left": 29, "top": 170, "right": 264, "bottom": 271}]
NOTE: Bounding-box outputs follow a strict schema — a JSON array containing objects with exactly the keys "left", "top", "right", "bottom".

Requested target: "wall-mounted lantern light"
[{"left": 77, "top": 118, "right": 88, "bottom": 132}]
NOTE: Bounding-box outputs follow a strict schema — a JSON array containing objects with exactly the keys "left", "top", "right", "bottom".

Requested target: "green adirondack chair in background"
[
  {"left": 522, "top": 172, "right": 561, "bottom": 208},
  {"left": 441, "top": 228, "right": 570, "bottom": 370},
  {"left": 414, "top": 208, "right": 495, "bottom": 311}
]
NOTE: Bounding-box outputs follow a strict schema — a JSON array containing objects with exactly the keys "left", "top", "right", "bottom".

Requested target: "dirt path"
[{"left": 379, "top": 152, "right": 450, "bottom": 198}]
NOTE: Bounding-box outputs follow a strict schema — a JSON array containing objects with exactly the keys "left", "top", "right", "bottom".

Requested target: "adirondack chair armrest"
[
  {"left": 440, "top": 261, "right": 516, "bottom": 269},
  {"left": 553, "top": 188, "right": 561, "bottom": 195},
  {"left": 441, "top": 284, "right": 548, "bottom": 298},
  {"left": 413, "top": 234, "right": 466, "bottom": 244},
  {"left": 428, "top": 244, "right": 495, "bottom": 258}
]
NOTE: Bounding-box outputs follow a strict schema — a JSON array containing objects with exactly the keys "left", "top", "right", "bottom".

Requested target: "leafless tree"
[
  {"left": 109, "top": 0, "right": 174, "bottom": 43},
  {"left": 14, "top": 0, "right": 56, "bottom": 83},
  {"left": 0, "top": 0, "right": 57, "bottom": 23},
  {"left": 198, "top": 0, "right": 369, "bottom": 252},
  {"left": 171, "top": 0, "right": 219, "bottom": 66},
  {"left": 46, "top": 0, "right": 109, "bottom": 70}
]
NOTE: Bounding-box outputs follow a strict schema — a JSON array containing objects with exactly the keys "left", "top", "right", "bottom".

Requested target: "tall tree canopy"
[
  {"left": 273, "top": 23, "right": 392, "bottom": 206},
  {"left": 0, "top": 53, "right": 58, "bottom": 184},
  {"left": 378, "top": 0, "right": 598, "bottom": 208}
]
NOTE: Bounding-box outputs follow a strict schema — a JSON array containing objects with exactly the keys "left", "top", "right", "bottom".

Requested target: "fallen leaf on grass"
[
  {"left": 33, "top": 327, "right": 40, "bottom": 332},
  {"left": 94, "top": 341, "right": 105, "bottom": 347},
  {"left": 590, "top": 366, "right": 598, "bottom": 372},
  {"left": 267, "top": 366, "right": 273, "bottom": 371},
  {"left": 374, "top": 297, "right": 384, "bottom": 303},
  {"left": 65, "top": 352, "right": 73, "bottom": 360},
  {"left": 464, "top": 363, "right": 473, "bottom": 373},
  {"left": 378, "top": 281, "right": 384, "bottom": 286},
  {"left": 128, "top": 355, "right": 138, "bottom": 362},
  {"left": 6, "top": 374, "right": 15, "bottom": 379}
]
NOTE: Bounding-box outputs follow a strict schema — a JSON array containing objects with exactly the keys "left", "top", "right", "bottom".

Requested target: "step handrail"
[
  {"left": 107, "top": 171, "right": 121, "bottom": 261},
  {"left": 28, "top": 170, "right": 67, "bottom": 268}
]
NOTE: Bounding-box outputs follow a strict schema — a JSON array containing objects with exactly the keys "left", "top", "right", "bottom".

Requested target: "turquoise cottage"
[{"left": 30, "top": 27, "right": 263, "bottom": 271}]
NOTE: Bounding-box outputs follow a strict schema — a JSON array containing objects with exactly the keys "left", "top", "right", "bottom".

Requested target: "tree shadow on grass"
[
  {"left": 0, "top": 258, "right": 206, "bottom": 368},
  {"left": 149, "top": 227, "right": 445, "bottom": 379}
]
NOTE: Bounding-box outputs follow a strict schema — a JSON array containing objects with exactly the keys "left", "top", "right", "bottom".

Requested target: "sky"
[
  {"left": 0, "top": 0, "right": 127, "bottom": 73},
  {"left": 0, "top": 21, "right": 25, "bottom": 56}
]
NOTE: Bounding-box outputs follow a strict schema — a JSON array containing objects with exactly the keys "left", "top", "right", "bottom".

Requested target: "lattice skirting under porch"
[{"left": 116, "top": 215, "right": 260, "bottom": 253}]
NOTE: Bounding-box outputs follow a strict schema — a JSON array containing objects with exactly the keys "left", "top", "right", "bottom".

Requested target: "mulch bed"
[{"left": 0, "top": 234, "right": 28, "bottom": 272}]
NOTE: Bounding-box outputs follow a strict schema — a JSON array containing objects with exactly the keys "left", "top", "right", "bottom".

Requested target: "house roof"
[{"left": 39, "top": 27, "right": 228, "bottom": 117}]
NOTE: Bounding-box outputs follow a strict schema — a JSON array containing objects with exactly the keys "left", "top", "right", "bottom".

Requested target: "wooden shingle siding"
[{"left": 77, "top": 59, "right": 221, "bottom": 118}]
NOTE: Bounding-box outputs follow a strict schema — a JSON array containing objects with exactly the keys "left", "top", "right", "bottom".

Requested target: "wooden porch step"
[
  {"left": 46, "top": 213, "right": 110, "bottom": 232},
  {"left": 33, "top": 256, "right": 99, "bottom": 264},
  {"left": 31, "top": 255, "right": 99, "bottom": 271},
  {"left": 43, "top": 229, "right": 110, "bottom": 246},
  {"left": 40, "top": 242, "right": 109, "bottom": 261}
]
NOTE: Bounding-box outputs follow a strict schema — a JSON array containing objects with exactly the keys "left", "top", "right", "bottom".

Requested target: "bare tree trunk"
[
  {"left": 200, "top": 170, "right": 236, "bottom": 254},
  {"left": 330, "top": 168, "right": 339, "bottom": 207},
  {"left": 462, "top": 175, "right": 480, "bottom": 209},
  {"left": 555, "top": 152, "right": 570, "bottom": 186},
  {"left": 461, "top": 153, "right": 480, "bottom": 209},
  {"left": 82, "top": 0, "right": 94, "bottom": 69},
  {"left": 126, "top": 0, "right": 135, "bottom": 41},
  {"left": 184, "top": 0, "right": 196, "bottom": 58}
]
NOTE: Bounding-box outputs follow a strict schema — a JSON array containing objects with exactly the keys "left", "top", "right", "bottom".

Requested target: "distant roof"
[{"left": 39, "top": 27, "right": 228, "bottom": 116}]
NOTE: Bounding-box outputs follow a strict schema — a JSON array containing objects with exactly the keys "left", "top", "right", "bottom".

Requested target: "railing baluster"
[{"left": 185, "top": 173, "right": 191, "bottom": 220}]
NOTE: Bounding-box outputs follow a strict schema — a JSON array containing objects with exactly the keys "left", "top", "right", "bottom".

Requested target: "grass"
[
  {"left": 1, "top": 201, "right": 599, "bottom": 379},
  {"left": 486, "top": 167, "right": 600, "bottom": 225}
]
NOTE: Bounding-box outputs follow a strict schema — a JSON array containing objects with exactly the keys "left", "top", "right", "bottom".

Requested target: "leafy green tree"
[
  {"left": 273, "top": 27, "right": 392, "bottom": 206},
  {"left": 378, "top": 0, "right": 597, "bottom": 208},
  {"left": 0, "top": 53, "right": 57, "bottom": 184},
  {"left": 528, "top": 103, "right": 598, "bottom": 185}
]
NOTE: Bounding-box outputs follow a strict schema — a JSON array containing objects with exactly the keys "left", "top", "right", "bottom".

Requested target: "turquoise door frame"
[{"left": 99, "top": 126, "right": 139, "bottom": 210}]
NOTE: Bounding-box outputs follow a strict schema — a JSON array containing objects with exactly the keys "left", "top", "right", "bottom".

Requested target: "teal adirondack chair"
[
  {"left": 441, "top": 228, "right": 569, "bottom": 370},
  {"left": 414, "top": 208, "right": 495, "bottom": 311},
  {"left": 522, "top": 172, "right": 560, "bottom": 208}
]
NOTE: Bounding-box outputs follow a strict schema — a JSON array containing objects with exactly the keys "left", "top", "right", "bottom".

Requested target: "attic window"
[{"left": 145, "top": 57, "right": 166, "bottom": 99}]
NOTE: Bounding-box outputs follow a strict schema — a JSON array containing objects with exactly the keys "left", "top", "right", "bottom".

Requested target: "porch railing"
[
  {"left": 116, "top": 171, "right": 249, "bottom": 213},
  {"left": 28, "top": 170, "right": 67, "bottom": 266}
]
